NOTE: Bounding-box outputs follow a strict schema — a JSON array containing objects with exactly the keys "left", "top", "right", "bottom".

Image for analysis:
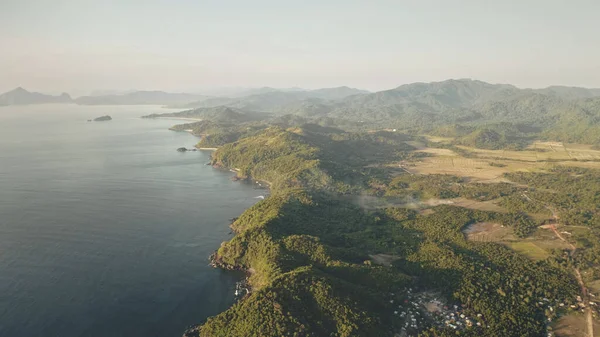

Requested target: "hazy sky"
[{"left": 2, "top": 0, "right": 599, "bottom": 94}]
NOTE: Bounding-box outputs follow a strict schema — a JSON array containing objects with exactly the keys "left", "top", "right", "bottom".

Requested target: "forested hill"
[
  {"left": 324, "top": 80, "right": 600, "bottom": 139},
  {"left": 146, "top": 79, "right": 600, "bottom": 146},
  {"left": 174, "top": 86, "right": 368, "bottom": 109},
  {"left": 185, "top": 125, "right": 582, "bottom": 337},
  {"left": 142, "top": 106, "right": 269, "bottom": 123},
  {"left": 210, "top": 125, "right": 414, "bottom": 192}
]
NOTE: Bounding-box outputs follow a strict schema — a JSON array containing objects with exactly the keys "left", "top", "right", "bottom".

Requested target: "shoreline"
[
  {"left": 152, "top": 116, "right": 203, "bottom": 121},
  {"left": 174, "top": 124, "right": 269, "bottom": 336},
  {"left": 184, "top": 164, "right": 269, "bottom": 337}
]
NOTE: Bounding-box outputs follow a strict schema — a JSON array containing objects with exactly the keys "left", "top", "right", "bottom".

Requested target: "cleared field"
[
  {"left": 589, "top": 280, "right": 600, "bottom": 294},
  {"left": 455, "top": 142, "right": 600, "bottom": 162},
  {"left": 401, "top": 141, "right": 600, "bottom": 181},
  {"left": 369, "top": 254, "right": 400, "bottom": 267},
  {"left": 553, "top": 313, "right": 600, "bottom": 337},
  {"left": 560, "top": 161, "right": 600, "bottom": 169},
  {"left": 423, "top": 135, "right": 454, "bottom": 143},
  {"left": 527, "top": 237, "right": 573, "bottom": 252},
  {"left": 414, "top": 147, "right": 458, "bottom": 156},
  {"left": 404, "top": 140, "right": 428, "bottom": 150},
  {"left": 463, "top": 222, "right": 514, "bottom": 242},
  {"left": 403, "top": 156, "right": 538, "bottom": 182},
  {"left": 504, "top": 241, "right": 550, "bottom": 261}
]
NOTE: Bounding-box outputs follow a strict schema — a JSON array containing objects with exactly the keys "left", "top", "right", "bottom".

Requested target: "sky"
[{"left": 1, "top": 0, "right": 600, "bottom": 95}]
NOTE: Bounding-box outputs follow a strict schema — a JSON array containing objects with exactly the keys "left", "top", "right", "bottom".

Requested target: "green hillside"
[{"left": 186, "top": 125, "right": 583, "bottom": 337}]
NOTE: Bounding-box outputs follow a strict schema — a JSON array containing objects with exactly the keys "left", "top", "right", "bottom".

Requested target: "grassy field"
[
  {"left": 423, "top": 197, "right": 508, "bottom": 213},
  {"left": 382, "top": 138, "right": 599, "bottom": 264},
  {"left": 457, "top": 141, "right": 600, "bottom": 162},
  {"left": 399, "top": 140, "right": 600, "bottom": 182},
  {"left": 402, "top": 154, "right": 538, "bottom": 182},
  {"left": 553, "top": 313, "right": 600, "bottom": 337},
  {"left": 504, "top": 241, "right": 550, "bottom": 261},
  {"left": 589, "top": 280, "right": 600, "bottom": 294}
]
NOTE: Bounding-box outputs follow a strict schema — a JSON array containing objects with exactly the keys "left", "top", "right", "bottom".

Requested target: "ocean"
[{"left": 0, "top": 104, "right": 262, "bottom": 337}]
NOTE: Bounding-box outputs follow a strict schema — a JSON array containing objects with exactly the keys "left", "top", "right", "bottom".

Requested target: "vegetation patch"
[
  {"left": 463, "top": 222, "right": 513, "bottom": 242},
  {"left": 504, "top": 241, "right": 550, "bottom": 261}
]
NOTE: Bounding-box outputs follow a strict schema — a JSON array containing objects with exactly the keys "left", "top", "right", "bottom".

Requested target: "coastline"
[
  {"left": 182, "top": 165, "right": 270, "bottom": 337},
  {"left": 183, "top": 159, "right": 269, "bottom": 337},
  {"left": 153, "top": 117, "right": 203, "bottom": 121}
]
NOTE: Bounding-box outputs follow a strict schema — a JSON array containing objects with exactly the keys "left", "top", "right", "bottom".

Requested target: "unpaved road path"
[
  {"left": 573, "top": 268, "right": 594, "bottom": 337},
  {"left": 546, "top": 206, "right": 593, "bottom": 337}
]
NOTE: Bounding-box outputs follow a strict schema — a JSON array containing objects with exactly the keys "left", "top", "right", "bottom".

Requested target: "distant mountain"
[
  {"left": 88, "top": 89, "right": 138, "bottom": 96},
  {"left": 176, "top": 86, "right": 369, "bottom": 110},
  {"left": 231, "top": 87, "right": 284, "bottom": 97},
  {"left": 75, "top": 91, "right": 211, "bottom": 106},
  {"left": 142, "top": 106, "right": 269, "bottom": 123},
  {"left": 307, "top": 86, "right": 370, "bottom": 100},
  {"left": 0, "top": 87, "right": 72, "bottom": 106},
  {"left": 532, "top": 86, "right": 600, "bottom": 100},
  {"left": 153, "top": 79, "right": 600, "bottom": 146},
  {"left": 173, "top": 96, "right": 239, "bottom": 109},
  {"left": 339, "top": 79, "right": 520, "bottom": 111}
]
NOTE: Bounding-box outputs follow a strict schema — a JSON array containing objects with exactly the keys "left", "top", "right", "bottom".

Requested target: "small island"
[
  {"left": 93, "top": 115, "right": 112, "bottom": 122},
  {"left": 177, "top": 147, "right": 197, "bottom": 152}
]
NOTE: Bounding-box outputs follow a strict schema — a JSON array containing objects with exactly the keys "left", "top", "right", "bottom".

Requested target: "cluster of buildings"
[
  {"left": 563, "top": 294, "right": 599, "bottom": 316},
  {"left": 389, "top": 288, "right": 486, "bottom": 336},
  {"left": 389, "top": 288, "right": 600, "bottom": 336}
]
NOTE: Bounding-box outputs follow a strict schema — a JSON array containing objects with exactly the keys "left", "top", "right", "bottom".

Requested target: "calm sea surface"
[{"left": 0, "top": 104, "right": 262, "bottom": 337}]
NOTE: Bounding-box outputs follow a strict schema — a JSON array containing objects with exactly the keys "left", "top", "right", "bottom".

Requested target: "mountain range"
[
  {"left": 5, "top": 80, "right": 600, "bottom": 145},
  {"left": 143, "top": 79, "right": 600, "bottom": 145},
  {"left": 0, "top": 87, "right": 72, "bottom": 106},
  {"left": 142, "top": 106, "right": 269, "bottom": 123},
  {"left": 0, "top": 86, "right": 368, "bottom": 107},
  {"left": 73, "top": 91, "right": 212, "bottom": 105},
  {"left": 166, "top": 86, "right": 370, "bottom": 109}
]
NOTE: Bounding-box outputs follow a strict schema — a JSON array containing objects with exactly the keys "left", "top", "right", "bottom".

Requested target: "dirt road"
[
  {"left": 573, "top": 268, "right": 594, "bottom": 337},
  {"left": 546, "top": 207, "right": 593, "bottom": 337}
]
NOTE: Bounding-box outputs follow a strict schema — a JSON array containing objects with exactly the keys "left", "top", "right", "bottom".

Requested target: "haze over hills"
[
  {"left": 7, "top": 1, "right": 600, "bottom": 336},
  {"left": 159, "top": 80, "right": 600, "bottom": 124},
  {"left": 0, "top": 86, "right": 367, "bottom": 107},
  {"left": 143, "top": 106, "right": 268, "bottom": 123},
  {"left": 532, "top": 86, "right": 600, "bottom": 100},
  {"left": 74, "top": 91, "right": 212, "bottom": 106},
  {"left": 0, "top": 87, "right": 213, "bottom": 107},
  {"left": 0, "top": 87, "right": 72, "bottom": 106},
  {"left": 170, "top": 86, "right": 370, "bottom": 109},
  {"left": 5, "top": 80, "right": 600, "bottom": 146},
  {"left": 144, "top": 79, "right": 600, "bottom": 146}
]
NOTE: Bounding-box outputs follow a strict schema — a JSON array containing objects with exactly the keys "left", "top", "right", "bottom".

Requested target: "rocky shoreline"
[
  {"left": 180, "top": 153, "right": 268, "bottom": 337},
  {"left": 181, "top": 252, "right": 251, "bottom": 337}
]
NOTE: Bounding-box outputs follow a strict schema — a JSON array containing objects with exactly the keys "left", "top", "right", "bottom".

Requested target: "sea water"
[{"left": 0, "top": 104, "right": 260, "bottom": 337}]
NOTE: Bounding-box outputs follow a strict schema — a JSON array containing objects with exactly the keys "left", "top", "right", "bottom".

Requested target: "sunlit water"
[{"left": 0, "top": 105, "right": 261, "bottom": 337}]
